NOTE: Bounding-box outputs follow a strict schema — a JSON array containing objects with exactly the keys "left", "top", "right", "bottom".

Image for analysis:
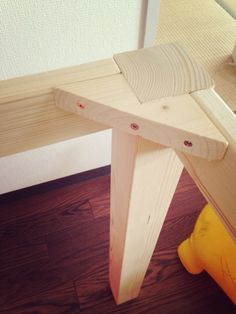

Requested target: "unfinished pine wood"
[
  {"left": 0, "top": 59, "right": 119, "bottom": 156},
  {"left": 177, "top": 89, "right": 236, "bottom": 238},
  {"left": 0, "top": 95, "right": 107, "bottom": 157},
  {"left": 109, "top": 129, "right": 183, "bottom": 304},
  {"left": 113, "top": 42, "right": 214, "bottom": 103},
  {"left": 0, "top": 58, "right": 119, "bottom": 104},
  {"left": 55, "top": 75, "right": 227, "bottom": 160}
]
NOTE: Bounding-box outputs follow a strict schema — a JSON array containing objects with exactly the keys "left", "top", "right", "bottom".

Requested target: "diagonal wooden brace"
[
  {"left": 54, "top": 42, "right": 236, "bottom": 304},
  {"left": 55, "top": 42, "right": 227, "bottom": 161}
]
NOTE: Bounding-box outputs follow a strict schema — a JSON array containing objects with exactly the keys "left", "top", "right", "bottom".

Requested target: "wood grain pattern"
[
  {"left": 0, "top": 168, "right": 235, "bottom": 313},
  {"left": 0, "top": 58, "right": 119, "bottom": 104},
  {"left": 0, "top": 59, "right": 119, "bottom": 156},
  {"left": 113, "top": 42, "right": 214, "bottom": 102},
  {"left": 0, "top": 95, "right": 106, "bottom": 156},
  {"left": 109, "top": 129, "right": 183, "bottom": 304},
  {"left": 177, "top": 89, "right": 236, "bottom": 238},
  {"left": 55, "top": 75, "right": 227, "bottom": 160}
]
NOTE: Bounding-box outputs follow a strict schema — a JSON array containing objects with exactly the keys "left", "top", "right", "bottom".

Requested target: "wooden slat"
[
  {"left": 55, "top": 74, "right": 227, "bottom": 160},
  {"left": 0, "top": 59, "right": 119, "bottom": 156},
  {"left": 177, "top": 89, "right": 236, "bottom": 239},
  {"left": 113, "top": 42, "right": 214, "bottom": 103}
]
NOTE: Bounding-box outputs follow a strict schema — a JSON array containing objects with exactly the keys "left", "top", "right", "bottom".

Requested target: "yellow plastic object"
[{"left": 178, "top": 204, "right": 236, "bottom": 304}]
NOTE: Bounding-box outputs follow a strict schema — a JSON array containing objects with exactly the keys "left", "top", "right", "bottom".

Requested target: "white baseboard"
[{"left": 0, "top": 130, "right": 111, "bottom": 194}]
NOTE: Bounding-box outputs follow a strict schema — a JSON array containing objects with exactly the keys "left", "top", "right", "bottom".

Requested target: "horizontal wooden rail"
[{"left": 0, "top": 59, "right": 119, "bottom": 156}]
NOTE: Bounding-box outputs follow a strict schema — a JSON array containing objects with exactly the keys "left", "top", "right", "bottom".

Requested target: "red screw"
[
  {"left": 77, "top": 102, "right": 85, "bottom": 109},
  {"left": 184, "top": 140, "right": 193, "bottom": 147},
  {"left": 130, "top": 123, "right": 139, "bottom": 131}
]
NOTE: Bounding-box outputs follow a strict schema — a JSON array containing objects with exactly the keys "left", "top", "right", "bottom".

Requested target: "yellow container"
[{"left": 178, "top": 204, "right": 236, "bottom": 304}]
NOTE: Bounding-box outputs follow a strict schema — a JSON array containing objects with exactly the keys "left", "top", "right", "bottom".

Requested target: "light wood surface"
[
  {"left": 55, "top": 73, "right": 227, "bottom": 160},
  {"left": 0, "top": 58, "right": 120, "bottom": 104},
  {"left": 0, "top": 59, "right": 119, "bottom": 156},
  {"left": 114, "top": 42, "right": 213, "bottom": 102},
  {"left": 1, "top": 0, "right": 235, "bottom": 156},
  {"left": 0, "top": 95, "right": 106, "bottom": 157},
  {"left": 109, "top": 129, "right": 183, "bottom": 304},
  {"left": 177, "top": 89, "right": 236, "bottom": 238}
]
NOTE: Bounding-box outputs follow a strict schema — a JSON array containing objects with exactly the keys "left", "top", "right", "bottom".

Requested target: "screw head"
[
  {"left": 130, "top": 123, "right": 139, "bottom": 131},
  {"left": 184, "top": 140, "right": 193, "bottom": 147},
  {"left": 77, "top": 102, "right": 85, "bottom": 109}
]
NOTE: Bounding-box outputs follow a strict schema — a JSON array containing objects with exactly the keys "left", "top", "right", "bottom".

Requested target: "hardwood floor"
[{"left": 0, "top": 167, "right": 235, "bottom": 313}]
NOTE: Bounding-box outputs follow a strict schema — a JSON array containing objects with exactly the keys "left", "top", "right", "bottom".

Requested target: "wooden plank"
[
  {"left": 0, "top": 95, "right": 106, "bottom": 157},
  {"left": 55, "top": 74, "right": 227, "bottom": 160},
  {"left": 0, "top": 59, "right": 119, "bottom": 156},
  {"left": 113, "top": 42, "right": 214, "bottom": 102},
  {"left": 0, "top": 58, "right": 120, "bottom": 104},
  {"left": 109, "top": 129, "right": 183, "bottom": 304},
  {"left": 177, "top": 89, "right": 236, "bottom": 239}
]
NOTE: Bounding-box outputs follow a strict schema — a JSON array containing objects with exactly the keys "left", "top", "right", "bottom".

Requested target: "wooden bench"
[{"left": 1, "top": 38, "right": 236, "bottom": 307}]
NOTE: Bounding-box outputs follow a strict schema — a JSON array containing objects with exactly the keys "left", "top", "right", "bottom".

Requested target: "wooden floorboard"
[{"left": 0, "top": 168, "right": 235, "bottom": 313}]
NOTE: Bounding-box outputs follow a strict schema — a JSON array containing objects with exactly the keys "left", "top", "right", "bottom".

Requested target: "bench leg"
[{"left": 109, "top": 129, "right": 183, "bottom": 304}]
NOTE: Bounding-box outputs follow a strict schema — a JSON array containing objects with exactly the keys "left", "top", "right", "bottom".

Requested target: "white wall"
[
  {"left": 0, "top": 0, "right": 159, "bottom": 193},
  {"left": 0, "top": 0, "right": 142, "bottom": 79},
  {"left": 0, "top": 131, "right": 112, "bottom": 193}
]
